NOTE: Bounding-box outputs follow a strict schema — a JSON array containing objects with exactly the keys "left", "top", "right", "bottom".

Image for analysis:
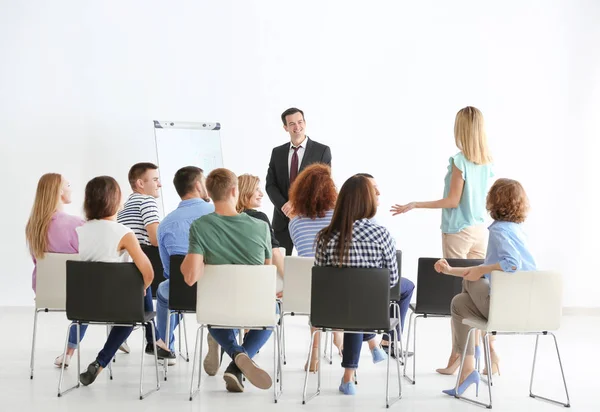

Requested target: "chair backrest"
[
  {"left": 169, "top": 255, "right": 197, "bottom": 312},
  {"left": 487, "top": 270, "right": 563, "bottom": 332},
  {"left": 196, "top": 264, "right": 277, "bottom": 327},
  {"left": 390, "top": 250, "right": 403, "bottom": 301},
  {"left": 310, "top": 266, "right": 390, "bottom": 332},
  {"left": 35, "top": 253, "right": 79, "bottom": 310},
  {"left": 66, "top": 261, "right": 146, "bottom": 323},
  {"left": 414, "top": 257, "right": 484, "bottom": 315},
  {"left": 282, "top": 256, "right": 315, "bottom": 314},
  {"left": 141, "top": 245, "right": 165, "bottom": 298}
]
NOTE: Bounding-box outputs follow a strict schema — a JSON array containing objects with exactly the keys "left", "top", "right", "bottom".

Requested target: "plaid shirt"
[{"left": 314, "top": 218, "right": 398, "bottom": 287}]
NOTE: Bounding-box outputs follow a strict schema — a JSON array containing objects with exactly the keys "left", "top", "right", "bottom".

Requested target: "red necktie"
[{"left": 289, "top": 145, "right": 300, "bottom": 185}]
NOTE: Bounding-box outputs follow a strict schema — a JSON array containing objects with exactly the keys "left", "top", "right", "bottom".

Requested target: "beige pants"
[
  {"left": 442, "top": 224, "right": 487, "bottom": 259},
  {"left": 451, "top": 278, "right": 490, "bottom": 356}
]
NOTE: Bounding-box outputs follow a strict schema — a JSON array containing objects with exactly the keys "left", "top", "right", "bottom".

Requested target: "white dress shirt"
[{"left": 288, "top": 136, "right": 308, "bottom": 179}]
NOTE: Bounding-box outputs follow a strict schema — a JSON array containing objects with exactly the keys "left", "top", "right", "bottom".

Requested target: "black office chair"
[
  {"left": 323, "top": 250, "right": 405, "bottom": 365},
  {"left": 57, "top": 261, "right": 160, "bottom": 400},
  {"left": 162, "top": 254, "right": 196, "bottom": 380},
  {"left": 141, "top": 245, "right": 166, "bottom": 298},
  {"left": 403, "top": 257, "right": 484, "bottom": 384},
  {"left": 302, "top": 266, "right": 402, "bottom": 408}
]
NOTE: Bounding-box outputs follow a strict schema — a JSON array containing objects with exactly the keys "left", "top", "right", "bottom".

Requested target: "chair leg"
[
  {"left": 403, "top": 313, "right": 421, "bottom": 384},
  {"left": 529, "top": 333, "right": 571, "bottom": 407},
  {"left": 302, "top": 329, "right": 321, "bottom": 404},
  {"left": 386, "top": 324, "right": 403, "bottom": 408},
  {"left": 454, "top": 328, "right": 492, "bottom": 408},
  {"left": 163, "top": 311, "right": 171, "bottom": 381},
  {"left": 139, "top": 322, "right": 161, "bottom": 400},
  {"left": 281, "top": 314, "right": 287, "bottom": 365},
  {"left": 29, "top": 309, "right": 40, "bottom": 379},
  {"left": 58, "top": 323, "right": 80, "bottom": 397},
  {"left": 322, "top": 330, "right": 333, "bottom": 365},
  {"left": 181, "top": 313, "right": 190, "bottom": 362},
  {"left": 189, "top": 326, "right": 204, "bottom": 401},
  {"left": 273, "top": 326, "right": 282, "bottom": 403}
]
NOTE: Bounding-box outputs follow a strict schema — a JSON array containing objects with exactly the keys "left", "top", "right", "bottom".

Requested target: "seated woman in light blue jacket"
[{"left": 434, "top": 178, "right": 536, "bottom": 396}]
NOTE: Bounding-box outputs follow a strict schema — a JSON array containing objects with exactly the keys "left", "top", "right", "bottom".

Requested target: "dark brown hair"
[
  {"left": 84, "top": 176, "right": 122, "bottom": 220},
  {"left": 128, "top": 162, "right": 158, "bottom": 190},
  {"left": 173, "top": 166, "right": 204, "bottom": 197},
  {"left": 281, "top": 107, "right": 304, "bottom": 125},
  {"left": 315, "top": 175, "right": 377, "bottom": 264},
  {"left": 206, "top": 168, "right": 237, "bottom": 201},
  {"left": 289, "top": 163, "right": 337, "bottom": 219},
  {"left": 486, "top": 178, "right": 529, "bottom": 223}
]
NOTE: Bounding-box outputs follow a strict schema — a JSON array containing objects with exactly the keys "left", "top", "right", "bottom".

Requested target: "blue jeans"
[
  {"left": 382, "top": 277, "right": 415, "bottom": 343},
  {"left": 156, "top": 280, "right": 180, "bottom": 352},
  {"left": 341, "top": 333, "right": 376, "bottom": 369},
  {"left": 144, "top": 286, "right": 157, "bottom": 343},
  {"left": 209, "top": 328, "right": 272, "bottom": 360},
  {"left": 68, "top": 324, "right": 89, "bottom": 349},
  {"left": 96, "top": 326, "right": 134, "bottom": 367}
]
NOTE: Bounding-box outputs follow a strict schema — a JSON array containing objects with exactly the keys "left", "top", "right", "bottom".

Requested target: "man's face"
[
  {"left": 369, "top": 178, "right": 380, "bottom": 206},
  {"left": 283, "top": 112, "right": 306, "bottom": 140},
  {"left": 140, "top": 169, "right": 162, "bottom": 198}
]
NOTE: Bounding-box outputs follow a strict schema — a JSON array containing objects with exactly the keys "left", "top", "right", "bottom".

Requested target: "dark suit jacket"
[{"left": 266, "top": 137, "right": 332, "bottom": 232}]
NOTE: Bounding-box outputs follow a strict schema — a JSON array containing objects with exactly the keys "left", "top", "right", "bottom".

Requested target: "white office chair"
[
  {"left": 454, "top": 270, "right": 570, "bottom": 409},
  {"left": 189, "top": 264, "right": 282, "bottom": 403},
  {"left": 29, "top": 253, "right": 79, "bottom": 379},
  {"left": 279, "top": 256, "right": 314, "bottom": 365}
]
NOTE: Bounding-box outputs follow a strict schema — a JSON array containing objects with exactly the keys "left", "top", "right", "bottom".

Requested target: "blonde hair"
[
  {"left": 236, "top": 174, "right": 260, "bottom": 213},
  {"left": 454, "top": 106, "right": 492, "bottom": 165},
  {"left": 206, "top": 168, "right": 238, "bottom": 201},
  {"left": 25, "top": 173, "right": 63, "bottom": 259}
]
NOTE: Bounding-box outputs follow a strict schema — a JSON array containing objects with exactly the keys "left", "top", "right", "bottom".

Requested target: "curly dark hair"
[
  {"left": 486, "top": 178, "right": 529, "bottom": 223},
  {"left": 289, "top": 163, "right": 337, "bottom": 219}
]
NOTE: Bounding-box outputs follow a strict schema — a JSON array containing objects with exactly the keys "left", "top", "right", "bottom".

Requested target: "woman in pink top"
[{"left": 25, "top": 173, "right": 84, "bottom": 293}]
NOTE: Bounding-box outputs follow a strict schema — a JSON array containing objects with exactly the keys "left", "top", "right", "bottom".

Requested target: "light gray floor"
[{"left": 2, "top": 306, "right": 597, "bottom": 411}]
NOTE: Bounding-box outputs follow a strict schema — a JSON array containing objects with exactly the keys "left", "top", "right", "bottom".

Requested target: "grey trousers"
[{"left": 451, "top": 278, "right": 490, "bottom": 356}]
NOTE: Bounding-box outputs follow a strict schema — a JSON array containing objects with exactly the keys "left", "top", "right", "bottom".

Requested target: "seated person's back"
[{"left": 189, "top": 212, "right": 271, "bottom": 265}]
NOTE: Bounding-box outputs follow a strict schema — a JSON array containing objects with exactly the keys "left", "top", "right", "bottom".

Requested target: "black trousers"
[{"left": 274, "top": 227, "right": 294, "bottom": 256}]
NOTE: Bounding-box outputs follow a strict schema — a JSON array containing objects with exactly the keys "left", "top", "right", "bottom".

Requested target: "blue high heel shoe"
[
  {"left": 442, "top": 370, "right": 480, "bottom": 397},
  {"left": 474, "top": 345, "right": 481, "bottom": 371}
]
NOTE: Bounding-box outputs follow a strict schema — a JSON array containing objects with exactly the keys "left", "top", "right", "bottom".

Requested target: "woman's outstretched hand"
[{"left": 390, "top": 202, "right": 416, "bottom": 216}]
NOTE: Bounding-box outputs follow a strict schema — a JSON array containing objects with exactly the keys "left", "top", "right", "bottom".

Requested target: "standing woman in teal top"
[{"left": 391, "top": 106, "right": 494, "bottom": 374}]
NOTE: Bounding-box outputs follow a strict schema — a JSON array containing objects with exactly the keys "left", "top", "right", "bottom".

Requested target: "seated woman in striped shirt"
[
  {"left": 288, "top": 163, "right": 341, "bottom": 371},
  {"left": 314, "top": 175, "right": 397, "bottom": 396}
]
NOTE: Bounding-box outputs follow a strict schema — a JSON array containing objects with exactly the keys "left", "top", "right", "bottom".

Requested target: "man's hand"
[
  {"left": 434, "top": 259, "right": 451, "bottom": 274},
  {"left": 462, "top": 266, "right": 486, "bottom": 282},
  {"left": 282, "top": 201, "right": 294, "bottom": 217}
]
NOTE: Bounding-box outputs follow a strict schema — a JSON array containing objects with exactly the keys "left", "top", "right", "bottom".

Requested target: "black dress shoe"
[
  {"left": 223, "top": 361, "right": 244, "bottom": 392},
  {"left": 145, "top": 343, "right": 176, "bottom": 359},
  {"left": 80, "top": 361, "right": 102, "bottom": 386}
]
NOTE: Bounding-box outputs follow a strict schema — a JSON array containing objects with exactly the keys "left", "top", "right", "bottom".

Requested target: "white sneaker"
[
  {"left": 118, "top": 341, "right": 130, "bottom": 354},
  {"left": 54, "top": 354, "right": 71, "bottom": 368},
  {"left": 160, "top": 357, "right": 177, "bottom": 366}
]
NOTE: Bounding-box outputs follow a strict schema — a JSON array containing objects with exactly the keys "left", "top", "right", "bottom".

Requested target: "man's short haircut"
[
  {"left": 173, "top": 166, "right": 204, "bottom": 198},
  {"left": 128, "top": 162, "right": 158, "bottom": 189},
  {"left": 355, "top": 173, "right": 374, "bottom": 179},
  {"left": 206, "top": 168, "right": 238, "bottom": 201},
  {"left": 281, "top": 107, "right": 304, "bottom": 126}
]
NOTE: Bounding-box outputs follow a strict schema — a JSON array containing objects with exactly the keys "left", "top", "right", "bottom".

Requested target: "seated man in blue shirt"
[{"left": 155, "top": 166, "right": 214, "bottom": 365}]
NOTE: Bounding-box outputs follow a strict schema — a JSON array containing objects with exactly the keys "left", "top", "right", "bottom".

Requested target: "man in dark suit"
[{"left": 266, "top": 108, "right": 332, "bottom": 255}]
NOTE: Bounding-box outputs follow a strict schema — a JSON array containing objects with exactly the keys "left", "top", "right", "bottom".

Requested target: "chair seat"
[
  {"left": 462, "top": 317, "right": 488, "bottom": 331},
  {"left": 70, "top": 311, "right": 156, "bottom": 325},
  {"left": 311, "top": 318, "right": 399, "bottom": 333}
]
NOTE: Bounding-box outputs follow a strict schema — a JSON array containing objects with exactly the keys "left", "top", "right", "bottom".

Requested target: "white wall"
[{"left": 1, "top": 0, "right": 598, "bottom": 307}]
